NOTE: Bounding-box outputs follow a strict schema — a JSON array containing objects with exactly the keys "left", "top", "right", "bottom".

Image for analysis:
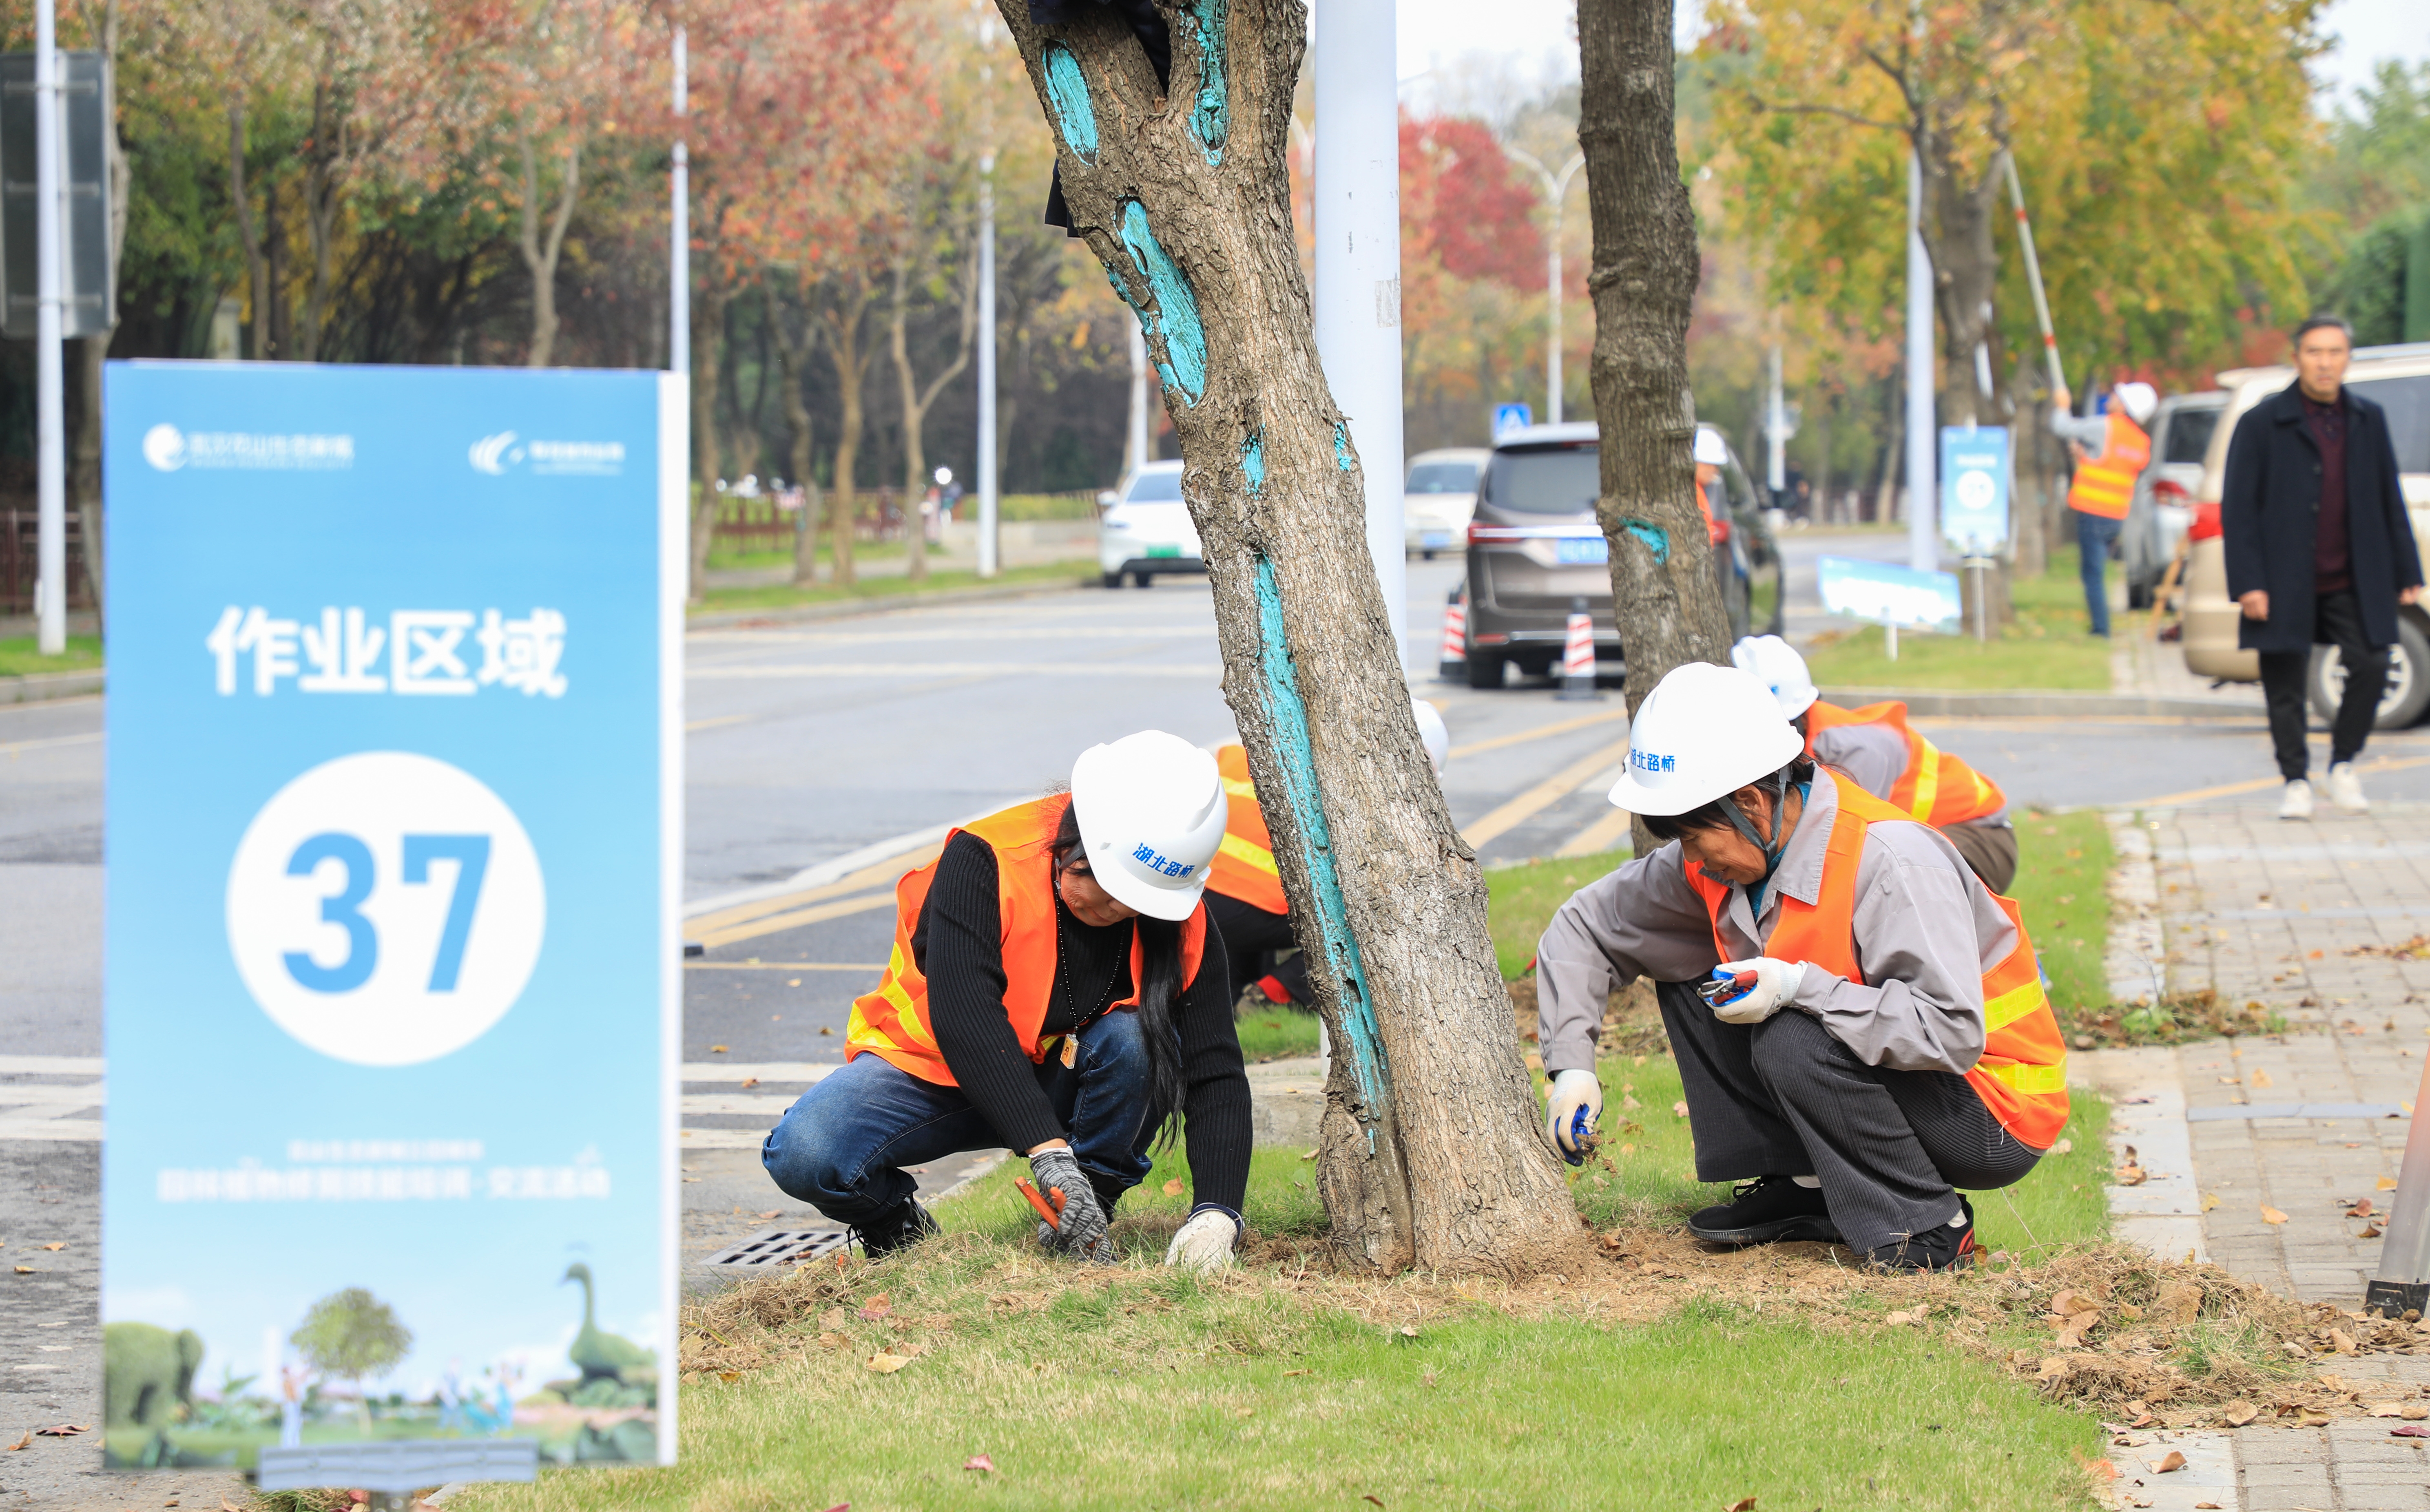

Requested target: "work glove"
[
  {"left": 1164, "top": 1203, "right": 1241, "bottom": 1273},
  {"left": 1028, "top": 1147, "right": 1114, "bottom": 1263},
  {"left": 1708, "top": 958, "right": 1806, "bottom": 1024},
  {"left": 1544, "top": 1069, "right": 1602, "bottom": 1158}
]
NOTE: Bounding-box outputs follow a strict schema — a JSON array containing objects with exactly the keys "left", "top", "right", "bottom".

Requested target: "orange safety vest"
[
  {"left": 1683, "top": 772, "right": 2069, "bottom": 1150},
  {"left": 845, "top": 795, "right": 1207, "bottom": 1087},
  {"left": 1804, "top": 699, "right": 2007, "bottom": 828},
  {"left": 2063, "top": 410, "right": 2151, "bottom": 520},
  {"left": 1697, "top": 478, "right": 1729, "bottom": 546},
  {"left": 1203, "top": 745, "right": 1288, "bottom": 915}
]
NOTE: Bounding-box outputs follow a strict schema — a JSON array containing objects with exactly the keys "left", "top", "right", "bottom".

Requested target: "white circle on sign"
[
  {"left": 1955, "top": 471, "right": 1995, "bottom": 511},
  {"left": 226, "top": 752, "right": 545, "bottom": 1066},
  {"left": 142, "top": 423, "right": 187, "bottom": 472}
]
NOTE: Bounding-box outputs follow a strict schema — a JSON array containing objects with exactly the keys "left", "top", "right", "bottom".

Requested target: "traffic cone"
[
  {"left": 1556, "top": 597, "right": 1599, "bottom": 701},
  {"left": 1437, "top": 592, "right": 1468, "bottom": 681}
]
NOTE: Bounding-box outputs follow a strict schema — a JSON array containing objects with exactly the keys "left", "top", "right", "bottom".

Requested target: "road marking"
[
  {"left": 0, "top": 731, "right": 102, "bottom": 758},
  {"left": 1554, "top": 807, "right": 1635, "bottom": 860},
  {"left": 682, "top": 1092, "right": 804, "bottom": 1116},
  {"left": 686, "top": 714, "right": 750, "bottom": 732},
  {"left": 684, "top": 961, "right": 886, "bottom": 972},
  {"left": 0, "top": 1118, "right": 99, "bottom": 1142},
  {"left": 0, "top": 1083, "right": 104, "bottom": 1109},
  {"left": 689, "top": 661, "right": 1223, "bottom": 681},
  {"left": 2129, "top": 754, "right": 2430, "bottom": 809},
  {"left": 677, "top": 1130, "right": 769, "bottom": 1149},
  {"left": 1445, "top": 707, "right": 1629, "bottom": 760},
  {"left": 683, "top": 1062, "right": 842, "bottom": 1082},
  {"left": 0, "top": 1054, "right": 104, "bottom": 1076},
  {"left": 687, "top": 847, "right": 940, "bottom": 937},
  {"left": 1459, "top": 738, "right": 1636, "bottom": 851},
  {"left": 691, "top": 892, "right": 896, "bottom": 950}
]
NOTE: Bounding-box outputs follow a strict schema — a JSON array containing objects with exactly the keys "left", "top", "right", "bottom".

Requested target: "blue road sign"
[
  {"left": 1493, "top": 402, "right": 1533, "bottom": 437},
  {"left": 1940, "top": 426, "right": 2011, "bottom": 555},
  {"left": 1816, "top": 554, "right": 1962, "bottom": 631},
  {"left": 102, "top": 361, "right": 683, "bottom": 1474}
]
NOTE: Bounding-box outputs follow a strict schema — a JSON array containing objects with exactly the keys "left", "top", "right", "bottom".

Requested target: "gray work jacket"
[
  {"left": 1534, "top": 776, "right": 2014, "bottom": 1079},
  {"left": 1810, "top": 720, "right": 2008, "bottom": 827}
]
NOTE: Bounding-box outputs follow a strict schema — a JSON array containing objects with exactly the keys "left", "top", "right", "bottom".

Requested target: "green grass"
[
  {"left": 2009, "top": 809, "right": 2113, "bottom": 1027},
  {"left": 1232, "top": 1005, "right": 1324, "bottom": 1062},
  {"left": 1483, "top": 850, "right": 1629, "bottom": 978},
  {"left": 692, "top": 561, "right": 1096, "bottom": 616},
  {"left": 0, "top": 634, "right": 101, "bottom": 676},
  {"left": 1804, "top": 546, "right": 2113, "bottom": 691}
]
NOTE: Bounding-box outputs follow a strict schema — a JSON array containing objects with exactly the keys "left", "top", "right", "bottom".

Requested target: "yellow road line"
[
  {"left": 0, "top": 731, "right": 102, "bottom": 758},
  {"left": 683, "top": 961, "right": 887, "bottom": 971},
  {"left": 2130, "top": 754, "right": 2430, "bottom": 809},
  {"left": 1447, "top": 707, "right": 1629, "bottom": 761},
  {"left": 1554, "top": 806, "right": 1635, "bottom": 860},
  {"left": 684, "top": 843, "right": 945, "bottom": 938},
  {"left": 686, "top": 714, "right": 750, "bottom": 732},
  {"left": 1460, "top": 738, "right": 1636, "bottom": 850},
  {"left": 690, "top": 892, "right": 897, "bottom": 951}
]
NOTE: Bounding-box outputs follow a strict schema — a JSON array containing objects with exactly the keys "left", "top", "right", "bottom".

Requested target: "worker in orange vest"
[
  {"left": 1731, "top": 635, "right": 2017, "bottom": 893},
  {"left": 1534, "top": 663, "right": 2066, "bottom": 1271},
  {"left": 2052, "top": 380, "right": 2156, "bottom": 637},
  {"left": 761, "top": 731, "right": 1252, "bottom": 1272},
  {"left": 1694, "top": 426, "right": 1732, "bottom": 546},
  {"left": 1203, "top": 701, "right": 1451, "bottom": 1008}
]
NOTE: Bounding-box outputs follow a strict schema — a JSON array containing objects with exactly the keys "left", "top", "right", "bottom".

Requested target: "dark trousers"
[
  {"left": 1658, "top": 982, "right": 2040, "bottom": 1252},
  {"left": 2075, "top": 509, "right": 2122, "bottom": 636},
  {"left": 1202, "top": 891, "right": 1297, "bottom": 1006},
  {"left": 2259, "top": 587, "right": 2386, "bottom": 780}
]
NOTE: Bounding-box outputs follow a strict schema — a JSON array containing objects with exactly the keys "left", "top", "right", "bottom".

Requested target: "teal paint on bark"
[
  {"left": 1240, "top": 431, "right": 1264, "bottom": 496},
  {"left": 1041, "top": 44, "right": 1100, "bottom": 164},
  {"left": 1621, "top": 520, "right": 1669, "bottom": 564},
  {"left": 1186, "top": 0, "right": 1229, "bottom": 165},
  {"left": 1118, "top": 201, "right": 1207, "bottom": 405},
  {"left": 1333, "top": 422, "right": 1354, "bottom": 471},
  {"left": 1251, "top": 556, "right": 1389, "bottom": 1147}
]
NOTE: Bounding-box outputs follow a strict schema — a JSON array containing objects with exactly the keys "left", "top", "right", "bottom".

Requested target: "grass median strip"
[{"left": 1802, "top": 546, "right": 2111, "bottom": 692}]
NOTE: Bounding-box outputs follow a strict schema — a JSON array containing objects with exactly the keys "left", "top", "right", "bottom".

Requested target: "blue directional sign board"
[
  {"left": 101, "top": 361, "right": 683, "bottom": 1475},
  {"left": 1939, "top": 426, "right": 2011, "bottom": 555},
  {"left": 1816, "top": 554, "right": 1962, "bottom": 632},
  {"left": 1493, "top": 402, "right": 1533, "bottom": 437}
]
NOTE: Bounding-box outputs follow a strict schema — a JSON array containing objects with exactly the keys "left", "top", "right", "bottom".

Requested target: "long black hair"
[{"left": 1053, "top": 796, "right": 1187, "bottom": 1146}]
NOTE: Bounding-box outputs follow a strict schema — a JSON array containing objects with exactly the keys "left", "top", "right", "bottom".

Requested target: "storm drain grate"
[{"left": 702, "top": 1227, "right": 852, "bottom": 1268}]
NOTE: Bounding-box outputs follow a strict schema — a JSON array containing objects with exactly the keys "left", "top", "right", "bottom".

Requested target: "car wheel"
[
  {"left": 1101, "top": 572, "right": 1122, "bottom": 590},
  {"left": 1132, "top": 572, "right": 1154, "bottom": 589},
  {"left": 1464, "top": 651, "right": 1504, "bottom": 690},
  {"left": 1421, "top": 549, "right": 1435, "bottom": 561},
  {"left": 2309, "top": 614, "right": 2430, "bottom": 730}
]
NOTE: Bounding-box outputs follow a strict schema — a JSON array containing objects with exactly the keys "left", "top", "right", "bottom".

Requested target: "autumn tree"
[{"left": 994, "top": 0, "right": 1580, "bottom": 1273}]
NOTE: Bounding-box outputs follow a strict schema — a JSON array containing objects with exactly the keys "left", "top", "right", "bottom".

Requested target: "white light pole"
[
  {"left": 1313, "top": 0, "right": 1406, "bottom": 665},
  {"left": 1905, "top": 147, "right": 1936, "bottom": 573},
  {"left": 668, "top": 27, "right": 688, "bottom": 378},
  {"left": 33, "top": 0, "right": 64, "bottom": 655},
  {"left": 974, "top": 3, "right": 999, "bottom": 577},
  {"left": 1764, "top": 338, "right": 1785, "bottom": 495},
  {"left": 1507, "top": 148, "right": 1584, "bottom": 426}
]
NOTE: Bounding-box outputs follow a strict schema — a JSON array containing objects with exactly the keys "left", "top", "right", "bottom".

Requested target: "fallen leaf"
[
  {"left": 755, "top": 1209, "right": 779, "bottom": 1220},
  {"left": 2362, "top": 1223, "right": 2386, "bottom": 1238},
  {"left": 2202, "top": 1191, "right": 2221, "bottom": 1212},
  {"left": 2261, "top": 1206, "right": 2289, "bottom": 1224},
  {"left": 963, "top": 1455, "right": 995, "bottom": 1473},
  {"left": 866, "top": 1353, "right": 912, "bottom": 1373},
  {"left": 11, "top": 1267, "right": 30, "bottom": 1275},
  {"left": 1282, "top": 1368, "right": 1310, "bottom": 1377},
  {"left": 2054, "top": 1309, "right": 2102, "bottom": 1348},
  {"left": 816, "top": 1332, "right": 847, "bottom": 1351},
  {"left": 719, "top": 1371, "right": 741, "bottom": 1383},
  {"left": 2310, "top": 949, "right": 2324, "bottom": 959},
  {"left": 1883, "top": 1310, "right": 1917, "bottom": 1326},
  {"left": 2331, "top": 1328, "right": 2358, "bottom": 1355},
  {"left": 1397, "top": 1325, "right": 1420, "bottom": 1338},
  {"left": 37, "top": 1243, "right": 61, "bottom": 1251},
  {"left": 2218, "top": 1076, "right": 2241, "bottom": 1085},
  {"left": 1726, "top": 1500, "right": 1759, "bottom": 1512},
  {"left": 2051, "top": 1288, "right": 2089, "bottom": 1316},
  {"left": 2395, "top": 1425, "right": 2430, "bottom": 1438},
  {"left": 225, "top": 1501, "right": 246, "bottom": 1511},
  {"left": 710, "top": 1044, "right": 728, "bottom": 1053},
  {"left": 819, "top": 1026, "right": 834, "bottom": 1035},
  {"left": 5, "top": 1430, "right": 26, "bottom": 1451},
  {"left": 2405, "top": 1405, "right": 2430, "bottom": 1421},
  {"left": 1299, "top": 1148, "right": 1317, "bottom": 1161},
  {"left": 1672, "top": 1100, "right": 1690, "bottom": 1118},
  {"left": 741, "top": 1077, "right": 759, "bottom": 1089},
  {"left": 2249, "top": 1069, "right": 2273, "bottom": 1088},
  {"left": 2371, "top": 1401, "right": 2409, "bottom": 1417},
  {"left": 1163, "top": 1178, "right": 1185, "bottom": 1196},
  {"left": 2196, "top": 1503, "right": 2222, "bottom": 1509},
  {"left": 2051, "top": 1138, "right": 2073, "bottom": 1156},
  {"left": 2223, "top": 1401, "right": 2258, "bottom": 1426},
  {"left": 2381, "top": 1176, "right": 2400, "bottom": 1191},
  {"left": 858, "top": 1294, "right": 893, "bottom": 1322},
  {"left": 2116, "top": 1163, "right": 2148, "bottom": 1186},
  {"left": 1362, "top": 1498, "right": 1385, "bottom": 1509},
  {"left": 2084, "top": 1458, "right": 2117, "bottom": 1482},
  {"left": 2151, "top": 1451, "right": 2187, "bottom": 1473},
  {"left": 33, "top": 1425, "right": 85, "bottom": 1437},
  {"left": 2353, "top": 1197, "right": 2377, "bottom": 1217}
]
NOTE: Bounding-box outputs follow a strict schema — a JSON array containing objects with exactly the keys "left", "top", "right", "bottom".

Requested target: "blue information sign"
[
  {"left": 1816, "top": 554, "right": 1962, "bottom": 632},
  {"left": 1493, "top": 402, "right": 1533, "bottom": 437},
  {"left": 1939, "top": 425, "right": 2011, "bottom": 555},
  {"left": 102, "top": 362, "right": 683, "bottom": 1476}
]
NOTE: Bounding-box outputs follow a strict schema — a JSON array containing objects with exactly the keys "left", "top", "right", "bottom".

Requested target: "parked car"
[
  {"left": 2180, "top": 343, "right": 2430, "bottom": 727},
  {"left": 1097, "top": 460, "right": 1204, "bottom": 589},
  {"left": 2122, "top": 390, "right": 2226, "bottom": 610},
  {"left": 1452, "top": 422, "right": 1770, "bottom": 689},
  {"left": 1403, "top": 447, "right": 1489, "bottom": 559}
]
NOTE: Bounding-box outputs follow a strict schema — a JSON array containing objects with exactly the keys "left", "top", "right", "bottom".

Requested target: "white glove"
[
  {"left": 1710, "top": 958, "right": 1806, "bottom": 1023},
  {"left": 1545, "top": 1069, "right": 1602, "bottom": 1154},
  {"left": 1164, "top": 1207, "right": 1240, "bottom": 1272}
]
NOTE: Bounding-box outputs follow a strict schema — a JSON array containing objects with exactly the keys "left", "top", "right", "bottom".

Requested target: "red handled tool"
[
  {"left": 1697, "top": 968, "right": 1759, "bottom": 1007},
  {"left": 1016, "top": 1177, "right": 1067, "bottom": 1231}
]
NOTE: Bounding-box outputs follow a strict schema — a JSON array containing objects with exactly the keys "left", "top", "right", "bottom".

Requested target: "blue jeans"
[
  {"left": 761, "top": 1009, "right": 1157, "bottom": 1225},
  {"left": 2075, "top": 509, "right": 2121, "bottom": 636}
]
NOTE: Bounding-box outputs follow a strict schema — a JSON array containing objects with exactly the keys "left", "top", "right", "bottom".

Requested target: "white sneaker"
[
  {"left": 2280, "top": 779, "right": 2314, "bottom": 820},
  {"left": 2327, "top": 762, "right": 2370, "bottom": 813}
]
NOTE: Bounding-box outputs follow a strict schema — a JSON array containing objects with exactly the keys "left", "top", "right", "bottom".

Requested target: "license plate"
[
  {"left": 1421, "top": 532, "right": 1451, "bottom": 548},
  {"left": 1555, "top": 537, "right": 1608, "bottom": 564},
  {"left": 1146, "top": 544, "right": 1181, "bottom": 558}
]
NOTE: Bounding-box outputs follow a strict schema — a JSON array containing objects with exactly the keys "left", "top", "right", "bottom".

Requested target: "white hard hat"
[
  {"left": 1411, "top": 698, "right": 1450, "bottom": 774},
  {"left": 1606, "top": 661, "right": 1803, "bottom": 816},
  {"left": 1069, "top": 730, "right": 1226, "bottom": 921},
  {"left": 1729, "top": 634, "right": 1819, "bottom": 719},
  {"left": 2113, "top": 382, "right": 2158, "bottom": 425},
  {"left": 1693, "top": 427, "right": 1729, "bottom": 467}
]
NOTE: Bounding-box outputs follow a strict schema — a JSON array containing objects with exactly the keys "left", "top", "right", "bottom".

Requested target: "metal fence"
[{"left": 0, "top": 508, "right": 93, "bottom": 617}]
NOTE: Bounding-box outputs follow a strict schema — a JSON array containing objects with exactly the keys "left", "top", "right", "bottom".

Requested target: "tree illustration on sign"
[{"left": 290, "top": 1287, "right": 413, "bottom": 1431}]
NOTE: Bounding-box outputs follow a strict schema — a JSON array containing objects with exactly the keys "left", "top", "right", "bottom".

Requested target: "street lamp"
[{"left": 1506, "top": 147, "right": 1584, "bottom": 427}]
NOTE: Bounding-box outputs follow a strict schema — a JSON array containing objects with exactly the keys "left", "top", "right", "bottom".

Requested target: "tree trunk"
[
  {"left": 1578, "top": 0, "right": 1726, "bottom": 854},
  {"left": 774, "top": 299, "right": 823, "bottom": 587},
  {"left": 821, "top": 287, "right": 873, "bottom": 588},
  {"left": 1872, "top": 377, "right": 1902, "bottom": 524},
  {"left": 890, "top": 261, "right": 928, "bottom": 583},
  {"left": 996, "top": 0, "right": 1580, "bottom": 1276},
  {"left": 264, "top": 174, "right": 290, "bottom": 361},
  {"left": 298, "top": 72, "right": 342, "bottom": 364},
  {"left": 518, "top": 128, "right": 581, "bottom": 367},
  {"left": 688, "top": 269, "right": 724, "bottom": 605},
  {"left": 76, "top": 0, "right": 123, "bottom": 619},
  {"left": 228, "top": 99, "right": 272, "bottom": 360}
]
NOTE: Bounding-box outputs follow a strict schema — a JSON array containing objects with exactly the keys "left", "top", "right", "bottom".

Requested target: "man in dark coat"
[{"left": 2222, "top": 315, "right": 2426, "bottom": 820}]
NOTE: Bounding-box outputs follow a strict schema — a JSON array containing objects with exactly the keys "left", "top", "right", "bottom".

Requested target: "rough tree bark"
[
  {"left": 995, "top": 0, "right": 1580, "bottom": 1275},
  {"left": 687, "top": 212, "right": 730, "bottom": 604},
  {"left": 227, "top": 99, "right": 274, "bottom": 361},
  {"left": 817, "top": 276, "right": 881, "bottom": 588},
  {"left": 1576, "top": 0, "right": 1729, "bottom": 853},
  {"left": 70, "top": 0, "right": 124, "bottom": 617},
  {"left": 518, "top": 130, "right": 581, "bottom": 367},
  {"left": 297, "top": 63, "right": 348, "bottom": 364},
  {"left": 771, "top": 283, "right": 825, "bottom": 587}
]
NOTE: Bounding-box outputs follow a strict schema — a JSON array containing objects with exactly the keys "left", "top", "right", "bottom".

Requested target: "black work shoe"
[
  {"left": 851, "top": 1200, "right": 940, "bottom": 1258},
  {"left": 1686, "top": 1175, "right": 1843, "bottom": 1247},
  {"left": 1867, "top": 1196, "right": 1978, "bottom": 1273}
]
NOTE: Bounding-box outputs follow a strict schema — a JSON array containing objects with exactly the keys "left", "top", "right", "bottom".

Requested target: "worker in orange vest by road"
[
  {"left": 2052, "top": 380, "right": 2156, "bottom": 638},
  {"left": 761, "top": 731, "right": 1253, "bottom": 1273},
  {"left": 1731, "top": 635, "right": 2018, "bottom": 893},
  {"left": 1534, "top": 663, "right": 2066, "bottom": 1271},
  {"left": 1203, "top": 699, "right": 1451, "bottom": 1008},
  {"left": 1694, "top": 426, "right": 1732, "bottom": 546}
]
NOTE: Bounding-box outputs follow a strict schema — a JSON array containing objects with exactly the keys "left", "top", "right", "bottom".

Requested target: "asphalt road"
[{"left": 12, "top": 533, "right": 2430, "bottom": 1505}]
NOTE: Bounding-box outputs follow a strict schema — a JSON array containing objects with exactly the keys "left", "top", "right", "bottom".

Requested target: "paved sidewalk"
[{"left": 2094, "top": 796, "right": 2430, "bottom": 1510}]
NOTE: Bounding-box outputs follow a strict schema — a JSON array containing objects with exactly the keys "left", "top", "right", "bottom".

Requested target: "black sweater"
[{"left": 913, "top": 831, "right": 1252, "bottom": 1212}]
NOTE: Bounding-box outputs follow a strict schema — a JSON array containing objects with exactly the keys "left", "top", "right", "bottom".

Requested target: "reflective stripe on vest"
[
  {"left": 1204, "top": 744, "right": 1289, "bottom": 915},
  {"left": 1808, "top": 699, "right": 2007, "bottom": 829},
  {"left": 844, "top": 795, "right": 1207, "bottom": 1087},
  {"left": 1681, "top": 771, "right": 2069, "bottom": 1150},
  {"left": 2064, "top": 411, "right": 2151, "bottom": 521}
]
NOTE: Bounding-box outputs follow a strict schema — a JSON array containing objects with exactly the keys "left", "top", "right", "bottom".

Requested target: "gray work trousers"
[{"left": 1657, "top": 981, "right": 2041, "bottom": 1252}]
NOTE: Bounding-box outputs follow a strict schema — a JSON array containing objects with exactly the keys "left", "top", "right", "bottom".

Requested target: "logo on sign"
[
  {"left": 470, "top": 432, "right": 625, "bottom": 477},
  {"left": 143, "top": 423, "right": 188, "bottom": 472},
  {"left": 469, "top": 431, "right": 522, "bottom": 475},
  {"left": 140, "top": 426, "right": 354, "bottom": 472}
]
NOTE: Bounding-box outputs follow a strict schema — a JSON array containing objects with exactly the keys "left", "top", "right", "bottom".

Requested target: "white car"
[
  {"left": 1098, "top": 460, "right": 1204, "bottom": 589},
  {"left": 1405, "top": 447, "right": 1488, "bottom": 558}
]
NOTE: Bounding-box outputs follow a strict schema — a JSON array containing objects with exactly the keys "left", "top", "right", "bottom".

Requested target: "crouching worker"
[
  {"left": 1535, "top": 663, "right": 2067, "bottom": 1271},
  {"left": 761, "top": 730, "right": 1253, "bottom": 1272}
]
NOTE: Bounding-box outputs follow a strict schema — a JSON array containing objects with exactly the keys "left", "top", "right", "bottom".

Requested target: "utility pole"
[
  {"left": 1507, "top": 148, "right": 1584, "bottom": 426},
  {"left": 668, "top": 27, "right": 687, "bottom": 378},
  {"left": 33, "top": 0, "right": 63, "bottom": 654},
  {"left": 1312, "top": 0, "right": 1406, "bottom": 666},
  {"left": 974, "top": 1, "right": 999, "bottom": 577},
  {"left": 1764, "top": 338, "right": 1786, "bottom": 498},
  {"left": 1904, "top": 148, "right": 1935, "bottom": 573}
]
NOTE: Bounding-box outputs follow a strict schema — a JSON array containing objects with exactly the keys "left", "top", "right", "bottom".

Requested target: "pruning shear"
[
  {"left": 1561, "top": 1105, "right": 1599, "bottom": 1169},
  {"left": 1697, "top": 967, "right": 1759, "bottom": 1008},
  {"left": 1016, "top": 1177, "right": 1067, "bottom": 1231}
]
